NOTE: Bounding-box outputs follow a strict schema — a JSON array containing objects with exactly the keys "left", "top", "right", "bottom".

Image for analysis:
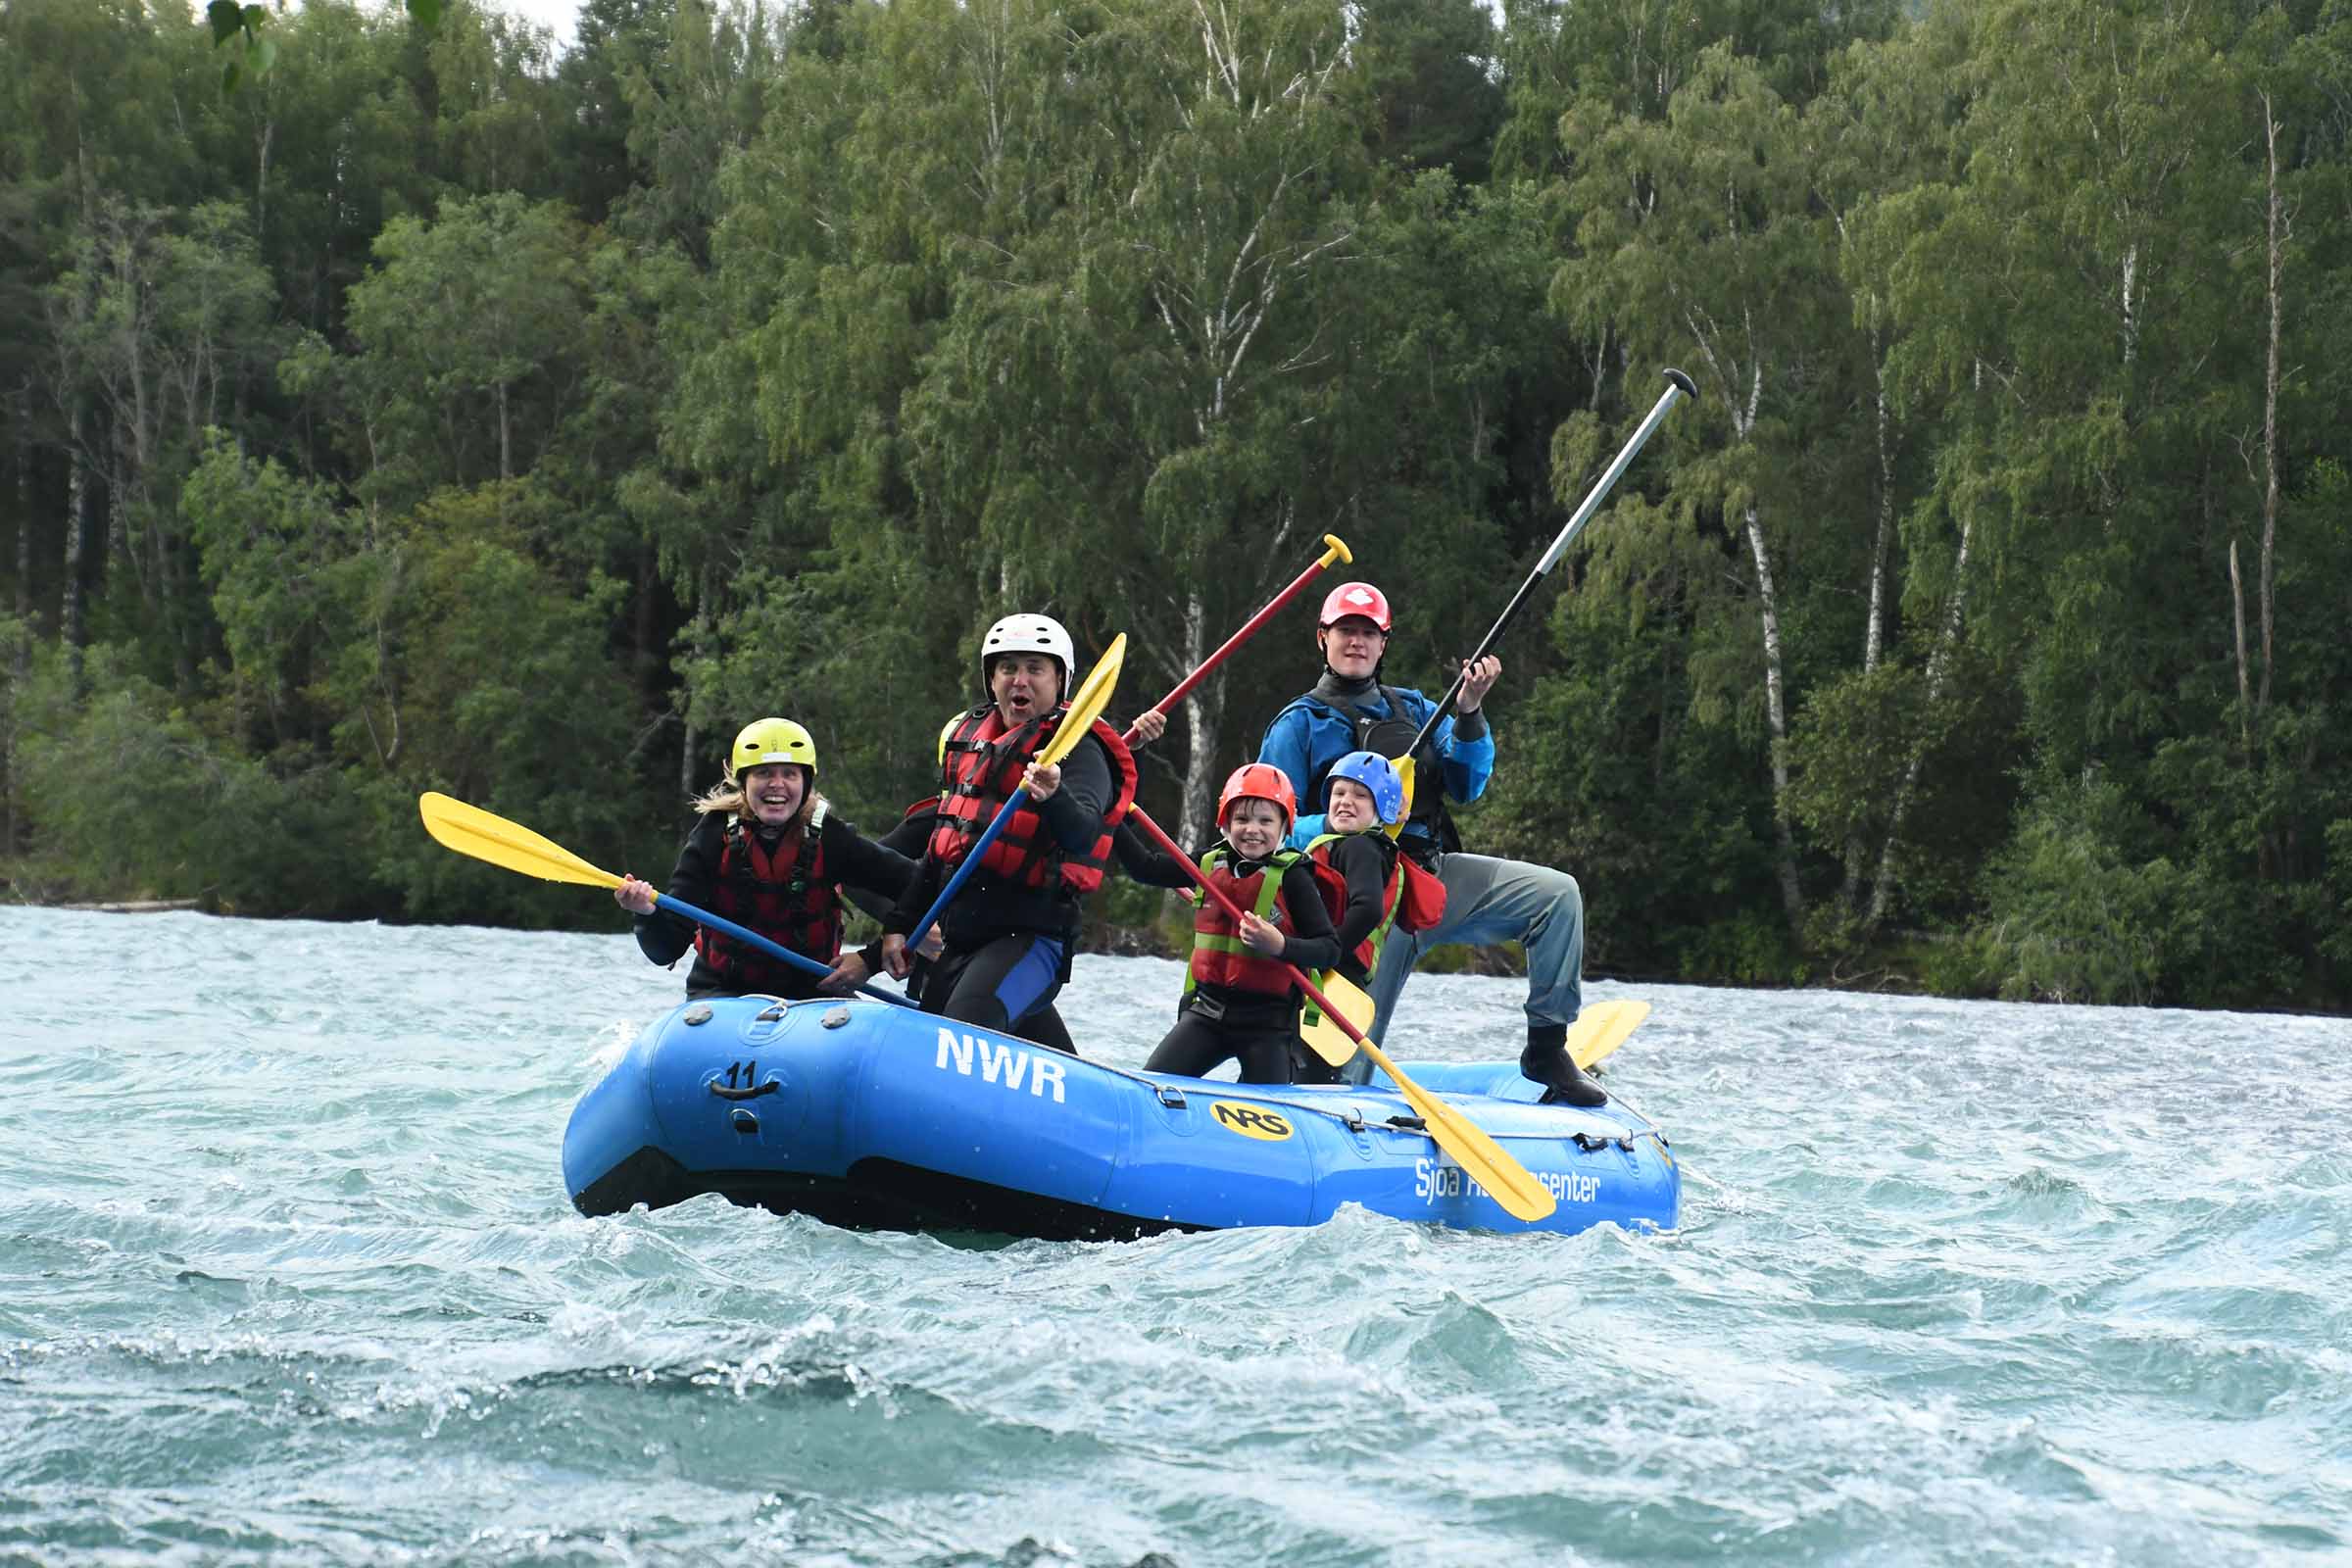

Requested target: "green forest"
[{"left": 3, "top": 0, "right": 2348, "bottom": 1010}]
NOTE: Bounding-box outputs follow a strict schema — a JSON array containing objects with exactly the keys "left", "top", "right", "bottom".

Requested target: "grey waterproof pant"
[{"left": 1339, "top": 851, "right": 1585, "bottom": 1083}]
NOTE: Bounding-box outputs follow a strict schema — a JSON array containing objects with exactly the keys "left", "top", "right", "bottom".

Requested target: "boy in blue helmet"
[{"left": 1259, "top": 582, "right": 1603, "bottom": 1106}]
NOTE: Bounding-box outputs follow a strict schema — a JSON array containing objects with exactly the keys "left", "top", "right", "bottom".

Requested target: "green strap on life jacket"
[{"left": 1183, "top": 846, "right": 1299, "bottom": 996}]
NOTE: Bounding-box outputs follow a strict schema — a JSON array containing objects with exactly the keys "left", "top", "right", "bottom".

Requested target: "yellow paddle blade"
[
  {"left": 1386, "top": 753, "right": 1414, "bottom": 841},
  {"left": 1568, "top": 1000, "right": 1650, "bottom": 1071},
  {"left": 1298, "top": 970, "right": 1374, "bottom": 1068},
  {"left": 417, "top": 792, "right": 621, "bottom": 890},
  {"left": 1042, "top": 633, "right": 1126, "bottom": 768},
  {"left": 1358, "top": 1037, "right": 1555, "bottom": 1223}
]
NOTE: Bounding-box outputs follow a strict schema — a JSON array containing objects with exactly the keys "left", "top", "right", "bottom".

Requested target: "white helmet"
[{"left": 979, "top": 612, "right": 1074, "bottom": 693}]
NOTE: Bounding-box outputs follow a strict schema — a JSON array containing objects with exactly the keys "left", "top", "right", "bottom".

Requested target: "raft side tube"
[
  {"left": 1102, "top": 1081, "right": 1327, "bottom": 1229},
  {"left": 562, "top": 997, "right": 1681, "bottom": 1237},
  {"left": 564, "top": 1012, "right": 673, "bottom": 1215},
  {"left": 845, "top": 1012, "right": 1129, "bottom": 1212}
]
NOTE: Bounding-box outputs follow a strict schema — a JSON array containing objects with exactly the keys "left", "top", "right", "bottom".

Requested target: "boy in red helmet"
[{"left": 1125, "top": 763, "right": 1344, "bottom": 1084}]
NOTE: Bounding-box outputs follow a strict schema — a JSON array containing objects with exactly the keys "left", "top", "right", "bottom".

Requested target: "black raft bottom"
[{"left": 574, "top": 1148, "right": 1201, "bottom": 1244}]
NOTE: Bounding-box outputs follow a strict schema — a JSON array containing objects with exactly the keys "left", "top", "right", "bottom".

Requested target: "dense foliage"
[{"left": 4, "top": 0, "right": 2346, "bottom": 1009}]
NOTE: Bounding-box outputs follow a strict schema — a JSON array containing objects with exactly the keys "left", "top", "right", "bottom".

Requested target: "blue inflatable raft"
[{"left": 564, "top": 995, "right": 1679, "bottom": 1240}]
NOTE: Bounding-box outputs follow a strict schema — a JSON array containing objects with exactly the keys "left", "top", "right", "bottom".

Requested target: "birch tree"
[
  {"left": 1785, "top": 7, "right": 1983, "bottom": 939},
  {"left": 905, "top": 0, "right": 1374, "bottom": 848},
  {"left": 1557, "top": 44, "right": 1851, "bottom": 936}
]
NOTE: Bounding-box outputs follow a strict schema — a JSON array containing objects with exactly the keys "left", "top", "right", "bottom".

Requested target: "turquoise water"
[{"left": 3, "top": 906, "right": 2347, "bottom": 1566}]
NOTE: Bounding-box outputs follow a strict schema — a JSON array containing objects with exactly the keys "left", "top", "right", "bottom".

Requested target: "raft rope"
[{"left": 813, "top": 998, "right": 1672, "bottom": 1155}]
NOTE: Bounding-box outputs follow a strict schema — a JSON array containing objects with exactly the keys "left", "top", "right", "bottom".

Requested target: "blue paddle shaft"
[
  {"left": 902, "top": 785, "right": 1028, "bottom": 955},
  {"left": 654, "top": 893, "right": 915, "bottom": 1009}
]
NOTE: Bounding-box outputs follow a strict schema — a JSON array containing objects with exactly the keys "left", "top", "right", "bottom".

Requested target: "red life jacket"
[
  {"left": 927, "top": 704, "right": 1139, "bottom": 896},
  {"left": 1185, "top": 847, "right": 1305, "bottom": 999},
  {"left": 1306, "top": 830, "right": 1407, "bottom": 977},
  {"left": 694, "top": 807, "right": 841, "bottom": 984}
]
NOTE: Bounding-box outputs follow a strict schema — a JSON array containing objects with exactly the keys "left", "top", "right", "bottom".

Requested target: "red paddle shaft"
[{"left": 1122, "top": 535, "right": 1350, "bottom": 745}]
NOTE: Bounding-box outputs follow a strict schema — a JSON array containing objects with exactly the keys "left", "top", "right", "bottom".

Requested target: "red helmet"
[
  {"left": 1216, "top": 762, "right": 1298, "bottom": 832},
  {"left": 1316, "top": 581, "right": 1392, "bottom": 632}
]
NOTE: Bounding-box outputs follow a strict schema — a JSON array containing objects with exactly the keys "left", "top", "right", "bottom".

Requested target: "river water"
[{"left": 2, "top": 906, "right": 2347, "bottom": 1565}]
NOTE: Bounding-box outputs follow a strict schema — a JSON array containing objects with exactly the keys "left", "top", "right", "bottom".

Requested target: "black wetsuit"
[
  {"left": 1317, "top": 831, "right": 1399, "bottom": 988},
  {"left": 868, "top": 797, "right": 1083, "bottom": 1054},
  {"left": 884, "top": 735, "right": 1119, "bottom": 1049},
  {"left": 1284, "top": 831, "right": 1395, "bottom": 1082}
]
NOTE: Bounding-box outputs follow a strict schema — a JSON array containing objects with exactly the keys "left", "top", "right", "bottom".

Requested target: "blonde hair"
[{"left": 695, "top": 767, "right": 821, "bottom": 829}]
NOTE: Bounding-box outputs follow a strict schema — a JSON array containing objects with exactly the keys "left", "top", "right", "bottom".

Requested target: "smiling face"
[
  {"left": 989, "top": 652, "right": 1063, "bottom": 726},
  {"left": 739, "top": 762, "right": 807, "bottom": 828},
  {"left": 1325, "top": 776, "right": 1378, "bottom": 833},
  {"left": 1221, "top": 797, "right": 1289, "bottom": 860},
  {"left": 1317, "top": 615, "right": 1388, "bottom": 681}
]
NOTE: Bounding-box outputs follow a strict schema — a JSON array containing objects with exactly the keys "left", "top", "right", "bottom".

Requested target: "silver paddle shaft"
[{"left": 1405, "top": 368, "right": 1697, "bottom": 758}]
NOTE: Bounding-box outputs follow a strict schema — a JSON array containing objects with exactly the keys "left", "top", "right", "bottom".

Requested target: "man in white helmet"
[{"left": 876, "top": 613, "right": 1139, "bottom": 1047}]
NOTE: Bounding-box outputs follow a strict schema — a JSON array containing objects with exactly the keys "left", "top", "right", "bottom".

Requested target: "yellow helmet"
[
  {"left": 728, "top": 717, "right": 817, "bottom": 783},
  {"left": 936, "top": 710, "right": 964, "bottom": 766}
]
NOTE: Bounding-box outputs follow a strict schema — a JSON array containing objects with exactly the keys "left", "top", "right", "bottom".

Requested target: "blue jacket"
[{"left": 1258, "top": 684, "right": 1494, "bottom": 852}]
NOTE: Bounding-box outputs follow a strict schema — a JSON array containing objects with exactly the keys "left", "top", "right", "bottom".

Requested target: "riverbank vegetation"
[{"left": 4, "top": 0, "right": 2347, "bottom": 1008}]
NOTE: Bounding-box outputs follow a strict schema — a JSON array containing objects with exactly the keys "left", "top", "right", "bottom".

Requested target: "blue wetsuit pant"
[{"left": 919, "top": 934, "right": 1073, "bottom": 1053}]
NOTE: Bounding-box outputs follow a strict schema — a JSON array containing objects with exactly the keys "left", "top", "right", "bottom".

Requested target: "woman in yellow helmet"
[{"left": 615, "top": 718, "right": 917, "bottom": 1000}]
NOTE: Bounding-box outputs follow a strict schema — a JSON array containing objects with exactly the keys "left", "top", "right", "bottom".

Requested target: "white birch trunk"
[
  {"left": 1867, "top": 512, "right": 1974, "bottom": 931},
  {"left": 2230, "top": 539, "right": 2251, "bottom": 757},
  {"left": 1175, "top": 587, "right": 1223, "bottom": 854},
  {"left": 1864, "top": 331, "right": 1893, "bottom": 675},
  {"left": 1698, "top": 348, "right": 1804, "bottom": 933},
  {"left": 1838, "top": 325, "right": 1899, "bottom": 913},
  {"left": 2120, "top": 242, "right": 2138, "bottom": 367},
  {"left": 1744, "top": 504, "right": 1804, "bottom": 930},
  {"left": 63, "top": 406, "right": 89, "bottom": 687}
]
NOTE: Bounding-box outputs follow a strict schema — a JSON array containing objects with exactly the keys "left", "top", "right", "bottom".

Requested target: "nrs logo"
[
  {"left": 934, "top": 1028, "right": 1067, "bottom": 1103},
  {"left": 1211, "top": 1102, "right": 1293, "bottom": 1141}
]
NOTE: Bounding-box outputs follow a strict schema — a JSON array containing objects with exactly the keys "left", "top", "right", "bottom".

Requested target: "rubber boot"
[{"left": 1522, "top": 1022, "right": 1606, "bottom": 1107}]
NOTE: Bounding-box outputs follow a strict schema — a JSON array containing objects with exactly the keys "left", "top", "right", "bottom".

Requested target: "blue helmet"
[{"left": 1325, "top": 750, "right": 1404, "bottom": 825}]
